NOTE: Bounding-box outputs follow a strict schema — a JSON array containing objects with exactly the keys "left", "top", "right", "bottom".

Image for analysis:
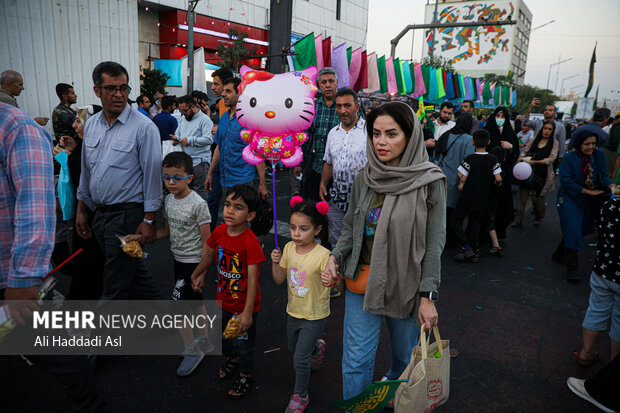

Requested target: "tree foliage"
[
  {"left": 140, "top": 69, "right": 169, "bottom": 99},
  {"left": 513, "top": 84, "right": 559, "bottom": 115},
  {"left": 420, "top": 55, "right": 454, "bottom": 72},
  {"left": 216, "top": 28, "right": 257, "bottom": 71}
]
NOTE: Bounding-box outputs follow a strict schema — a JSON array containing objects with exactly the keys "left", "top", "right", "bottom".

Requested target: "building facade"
[{"left": 423, "top": 0, "right": 532, "bottom": 85}]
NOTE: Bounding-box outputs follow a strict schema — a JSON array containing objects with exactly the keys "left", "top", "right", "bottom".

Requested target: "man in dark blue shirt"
[{"left": 153, "top": 95, "right": 178, "bottom": 142}]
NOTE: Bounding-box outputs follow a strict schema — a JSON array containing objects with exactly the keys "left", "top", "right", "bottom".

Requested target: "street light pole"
[
  {"left": 560, "top": 74, "right": 579, "bottom": 97},
  {"left": 187, "top": 0, "right": 200, "bottom": 94},
  {"left": 546, "top": 56, "right": 572, "bottom": 90}
]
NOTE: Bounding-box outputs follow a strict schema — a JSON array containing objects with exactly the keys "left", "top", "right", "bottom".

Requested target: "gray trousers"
[
  {"left": 515, "top": 186, "right": 546, "bottom": 223},
  {"left": 287, "top": 315, "right": 326, "bottom": 396},
  {"left": 327, "top": 201, "right": 347, "bottom": 248},
  {"left": 93, "top": 205, "right": 162, "bottom": 300},
  {"left": 190, "top": 161, "right": 209, "bottom": 202}
]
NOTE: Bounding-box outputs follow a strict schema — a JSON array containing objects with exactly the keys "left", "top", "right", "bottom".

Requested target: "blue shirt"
[
  {"left": 435, "top": 133, "right": 475, "bottom": 208},
  {"left": 215, "top": 109, "right": 257, "bottom": 187},
  {"left": 153, "top": 111, "right": 178, "bottom": 142},
  {"left": 77, "top": 104, "right": 163, "bottom": 212},
  {"left": 138, "top": 107, "right": 151, "bottom": 119},
  {"left": 174, "top": 110, "right": 213, "bottom": 166}
]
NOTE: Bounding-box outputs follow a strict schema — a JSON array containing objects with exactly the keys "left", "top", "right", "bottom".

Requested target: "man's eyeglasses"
[
  {"left": 162, "top": 174, "right": 191, "bottom": 183},
  {"left": 99, "top": 85, "right": 131, "bottom": 94}
]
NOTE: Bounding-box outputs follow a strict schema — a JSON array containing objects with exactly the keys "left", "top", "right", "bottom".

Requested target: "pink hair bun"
[
  {"left": 290, "top": 196, "right": 304, "bottom": 208},
  {"left": 315, "top": 201, "right": 329, "bottom": 215}
]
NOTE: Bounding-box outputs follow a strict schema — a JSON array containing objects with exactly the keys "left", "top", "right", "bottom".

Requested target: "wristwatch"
[
  {"left": 143, "top": 218, "right": 154, "bottom": 226},
  {"left": 420, "top": 291, "right": 439, "bottom": 301}
]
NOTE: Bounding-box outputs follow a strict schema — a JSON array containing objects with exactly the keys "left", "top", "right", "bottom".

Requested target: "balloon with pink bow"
[{"left": 236, "top": 65, "right": 319, "bottom": 248}]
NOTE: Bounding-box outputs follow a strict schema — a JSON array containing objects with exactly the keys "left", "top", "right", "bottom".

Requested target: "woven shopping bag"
[{"left": 394, "top": 325, "right": 450, "bottom": 412}]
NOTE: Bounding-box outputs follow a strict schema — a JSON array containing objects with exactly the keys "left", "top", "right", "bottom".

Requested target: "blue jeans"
[
  {"left": 342, "top": 288, "right": 420, "bottom": 400},
  {"left": 582, "top": 271, "right": 620, "bottom": 342},
  {"left": 206, "top": 170, "right": 222, "bottom": 232}
]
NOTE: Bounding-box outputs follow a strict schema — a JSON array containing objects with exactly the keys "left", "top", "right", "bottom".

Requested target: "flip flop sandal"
[
  {"left": 576, "top": 350, "right": 600, "bottom": 366},
  {"left": 219, "top": 358, "right": 239, "bottom": 380},
  {"left": 228, "top": 375, "right": 252, "bottom": 399}
]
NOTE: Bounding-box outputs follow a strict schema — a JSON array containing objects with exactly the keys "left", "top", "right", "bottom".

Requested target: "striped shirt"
[{"left": 0, "top": 103, "right": 55, "bottom": 289}]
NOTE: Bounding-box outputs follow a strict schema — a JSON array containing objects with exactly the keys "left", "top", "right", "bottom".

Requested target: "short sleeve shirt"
[
  {"left": 323, "top": 118, "right": 368, "bottom": 211},
  {"left": 280, "top": 241, "right": 331, "bottom": 320},
  {"left": 207, "top": 224, "right": 266, "bottom": 313},
  {"left": 164, "top": 191, "right": 211, "bottom": 262},
  {"left": 457, "top": 153, "right": 501, "bottom": 212}
]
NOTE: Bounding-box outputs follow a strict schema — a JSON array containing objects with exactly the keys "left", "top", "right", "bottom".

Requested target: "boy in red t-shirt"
[{"left": 191, "top": 184, "right": 265, "bottom": 399}]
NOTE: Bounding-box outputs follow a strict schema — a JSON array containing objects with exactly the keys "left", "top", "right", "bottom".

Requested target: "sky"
[{"left": 366, "top": 0, "right": 620, "bottom": 107}]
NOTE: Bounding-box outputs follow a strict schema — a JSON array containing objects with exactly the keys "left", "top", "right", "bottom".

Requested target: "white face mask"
[{"left": 496, "top": 118, "right": 505, "bottom": 128}]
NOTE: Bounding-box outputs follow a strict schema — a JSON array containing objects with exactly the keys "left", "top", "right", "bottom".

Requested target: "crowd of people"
[{"left": 1, "top": 60, "right": 619, "bottom": 413}]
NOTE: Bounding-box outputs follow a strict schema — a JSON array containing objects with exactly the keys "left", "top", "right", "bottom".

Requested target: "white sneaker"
[{"left": 566, "top": 377, "right": 615, "bottom": 413}]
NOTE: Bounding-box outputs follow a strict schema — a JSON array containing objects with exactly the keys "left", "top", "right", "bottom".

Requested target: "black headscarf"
[
  {"left": 484, "top": 106, "right": 519, "bottom": 163},
  {"left": 436, "top": 112, "right": 473, "bottom": 156},
  {"left": 526, "top": 120, "right": 555, "bottom": 161}
]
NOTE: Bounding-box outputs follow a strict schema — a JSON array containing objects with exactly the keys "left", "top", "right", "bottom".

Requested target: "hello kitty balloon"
[{"left": 236, "top": 65, "right": 318, "bottom": 167}]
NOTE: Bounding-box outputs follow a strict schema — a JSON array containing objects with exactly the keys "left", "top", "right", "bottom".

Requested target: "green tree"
[
  {"left": 140, "top": 68, "right": 169, "bottom": 99},
  {"left": 483, "top": 73, "right": 513, "bottom": 86},
  {"left": 420, "top": 55, "right": 454, "bottom": 72},
  {"left": 216, "top": 28, "right": 257, "bottom": 71},
  {"left": 513, "top": 84, "right": 559, "bottom": 115}
]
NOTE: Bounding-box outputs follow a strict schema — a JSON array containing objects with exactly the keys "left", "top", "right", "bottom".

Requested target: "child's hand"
[
  {"left": 457, "top": 182, "right": 464, "bottom": 191},
  {"left": 191, "top": 273, "right": 205, "bottom": 293},
  {"left": 124, "top": 234, "right": 143, "bottom": 243},
  {"left": 238, "top": 310, "right": 253, "bottom": 333},
  {"left": 271, "top": 249, "right": 281, "bottom": 264}
]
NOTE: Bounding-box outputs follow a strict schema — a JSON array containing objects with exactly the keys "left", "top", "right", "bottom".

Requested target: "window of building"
[{"left": 336, "top": 0, "right": 341, "bottom": 20}]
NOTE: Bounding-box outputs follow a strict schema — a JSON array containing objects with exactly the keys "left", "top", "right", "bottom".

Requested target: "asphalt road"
[{"left": 0, "top": 173, "right": 608, "bottom": 413}]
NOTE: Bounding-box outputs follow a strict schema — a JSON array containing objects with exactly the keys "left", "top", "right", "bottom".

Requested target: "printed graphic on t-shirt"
[
  {"left": 172, "top": 279, "right": 186, "bottom": 300},
  {"left": 365, "top": 207, "right": 382, "bottom": 236},
  {"left": 288, "top": 266, "right": 309, "bottom": 297},
  {"left": 216, "top": 246, "right": 243, "bottom": 300}
]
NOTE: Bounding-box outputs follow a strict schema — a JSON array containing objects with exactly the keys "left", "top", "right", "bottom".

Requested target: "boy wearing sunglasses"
[{"left": 127, "top": 151, "right": 213, "bottom": 376}]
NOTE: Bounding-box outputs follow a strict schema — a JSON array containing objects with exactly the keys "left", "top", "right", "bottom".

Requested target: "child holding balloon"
[
  {"left": 453, "top": 129, "right": 503, "bottom": 263},
  {"left": 271, "top": 196, "right": 331, "bottom": 413}
]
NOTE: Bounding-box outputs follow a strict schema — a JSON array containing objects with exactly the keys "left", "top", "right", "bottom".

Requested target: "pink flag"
[
  {"left": 348, "top": 48, "right": 362, "bottom": 91},
  {"left": 476, "top": 78, "right": 484, "bottom": 103},
  {"left": 412, "top": 63, "right": 426, "bottom": 98},
  {"left": 315, "top": 34, "right": 324, "bottom": 71},
  {"left": 385, "top": 57, "right": 398, "bottom": 94},
  {"left": 364, "top": 52, "right": 380, "bottom": 93}
]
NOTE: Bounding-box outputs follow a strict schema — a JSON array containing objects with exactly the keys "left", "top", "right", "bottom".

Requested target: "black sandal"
[
  {"left": 228, "top": 375, "right": 252, "bottom": 399},
  {"left": 218, "top": 358, "right": 239, "bottom": 380}
]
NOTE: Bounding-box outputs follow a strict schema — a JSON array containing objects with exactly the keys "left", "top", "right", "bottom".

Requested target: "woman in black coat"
[{"left": 484, "top": 106, "right": 520, "bottom": 239}]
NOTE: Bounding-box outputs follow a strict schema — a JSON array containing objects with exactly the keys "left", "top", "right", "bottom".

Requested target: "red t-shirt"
[{"left": 207, "top": 224, "right": 265, "bottom": 313}]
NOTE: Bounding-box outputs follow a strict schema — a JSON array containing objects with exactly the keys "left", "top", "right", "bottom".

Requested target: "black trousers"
[
  {"left": 221, "top": 310, "right": 259, "bottom": 375},
  {"left": 92, "top": 205, "right": 162, "bottom": 300},
  {"left": 585, "top": 354, "right": 620, "bottom": 411},
  {"left": 301, "top": 169, "right": 322, "bottom": 201},
  {"left": 451, "top": 209, "right": 489, "bottom": 250},
  {"left": 0, "top": 289, "right": 105, "bottom": 412},
  {"left": 67, "top": 208, "right": 104, "bottom": 300}
]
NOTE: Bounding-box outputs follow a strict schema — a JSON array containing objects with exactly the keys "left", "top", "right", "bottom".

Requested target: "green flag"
[
  {"left": 293, "top": 33, "right": 317, "bottom": 71},
  {"left": 421, "top": 64, "right": 431, "bottom": 99},
  {"left": 501, "top": 84, "right": 511, "bottom": 106},
  {"left": 377, "top": 56, "right": 388, "bottom": 93},
  {"left": 436, "top": 67, "right": 446, "bottom": 99},
  {"left": 417, "top": 96, "right": 426, "bottom": 121},
  {"left": 593, "top": 84, "right": 599, "bottom": 108},
  {"left": 482, "top": 81, "right": 492, "bottom": 104},
  {"left": 494, "top": 84, "right": 501, "bottom": 106},
  {"left": 330, "top": 380, "right": 406, "bottom": 413},
  {"left": 394, "top": 58, "right": 405, "bottom": 94},
  {"left": 347, "top": 47, "right": 352, "bottom": 66},
  {"left": 585, "top": 43, "right": 597, "bottom": 98}
]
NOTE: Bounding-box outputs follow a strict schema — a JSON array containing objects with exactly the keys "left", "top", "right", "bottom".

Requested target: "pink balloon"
[
  {"left": 513, "top": 162, "right": 532, "bottom": 180},
  {"left": 237, "top": 66, "right": 318, "bottom": 167}
]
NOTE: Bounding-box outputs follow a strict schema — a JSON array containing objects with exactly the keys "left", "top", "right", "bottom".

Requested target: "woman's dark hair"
[
  {"left": 290, "top": 199, "right": 330, "bottom": 249},
  {"left": 92, "top": 61, "right": 129, "bottom": 86},
  {"left": 537, "top": 120, "right": 556, "bottom": 138},
  {"left": 162, "top": 152, "right": 194, "bottom": 176},
  {"left": 366, "top": 102, "right": 414, "bottom": 141}
]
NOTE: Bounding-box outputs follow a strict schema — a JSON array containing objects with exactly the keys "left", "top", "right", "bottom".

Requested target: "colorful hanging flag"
[
  {"left": 314, "top": 34, "right": 324, "bottom": 71},
  {"left": 436, "top": 67, "right": 446, "bottom": 100},
  {"left": 511, "top": 87, "right": 517, "bottom": 107},
  {"left": 413, "top": 63, "right": 426, "bottom": 98},
  {"left": 464, "top": 77, "right": 472, "bottom": 100},
  {"left": 385, "top": 57, "right": 398, "bottom": 95},
  {"left": 349, "top": 48, "right": 363, "bottom": 91},
  {"left": 356, "top": 50, "right": 369, "bottom": 91},
  {"left": 393, "top": 58, "right": 405, "bottom": 94},
  {"left": 428, "top": 67, "right": 438, "bottom": 101},
  {"left": 322, "top": 36, "right": 332, "bottom": 67},
  {"left": 329, "top": 380, "right": 407, "bottom": 413},
  {"left": 416, "top": 96, "right": 426, "bottom": 121},
  {"left": 482, "top": 81, "right": 492, "bottom": 104},
  {"left": 402, "top": 60, "right": 413, "bottom": 94},
  {"left": 347, "top": 47, "right": 352, "bottom": 66},
  {"left": 377, "top": 55, "right": 388, "bottom": 93},
  {"left": 477, "top": 79, "right": 485, "bottom": 103},
  {"left": 585, "top": 43, "right": 597, "bottom": 98},
  {"left": 286, "top": 55, "right": 295, "bottom": 71},
  {"left": 469, "top": 77, "right": 477, "bottom": 101},
  {"left": 421, "top": 64, "right": 431, "bottom": 99},
  {"left": 293, "top": 32, "right": 317, "bottom": 71},
  {"left": 593, "top": 84, "right": 599, "bottom": 108},
  {"left": 493, "top": 83, "right": 501, "bottom": 106},
  {"left": 331, "top": 43, "right": 350, "bottom": 88},
  {"left": 364, "top": 52, "right": 380, "bottom": 93},
  {"left": 501, "top": 84, "right": 510, "bottom": 106},
  {"left": 444, "top": 71, "right": 455, "bottom": 100},
  {"left": 154, "top": 59, "right": 183, "bottom": 87},
  {"left": 457, "top": 74, "right": 466, "bottom": 102}
]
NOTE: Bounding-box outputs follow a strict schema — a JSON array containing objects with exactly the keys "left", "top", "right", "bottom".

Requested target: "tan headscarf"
[{"left": 363, "top": 102, "right": 445, "bottom": 318}]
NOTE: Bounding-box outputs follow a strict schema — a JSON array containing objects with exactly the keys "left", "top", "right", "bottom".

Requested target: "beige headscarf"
[{"left": 363, "top": 102, "right": 445, "bottom": 318}]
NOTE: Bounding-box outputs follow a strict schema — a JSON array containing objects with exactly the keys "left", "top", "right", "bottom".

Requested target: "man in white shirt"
[
  {"left": 170, "top": 95, "right": 213, "bottom": 201},
  {"left": 433, "top": 101, "right": 455, "bottom": 141},
  {"left": 320, "top": 88, "right": 367, "bottom": 247}
]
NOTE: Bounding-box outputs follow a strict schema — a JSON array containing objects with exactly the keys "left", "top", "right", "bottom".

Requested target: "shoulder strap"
[{"left": 437, "top": 134, "right": 464, "bottom": 166}]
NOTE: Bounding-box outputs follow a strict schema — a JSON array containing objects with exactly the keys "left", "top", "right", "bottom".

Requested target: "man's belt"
[{"left": 96, "top": 202, "right": 143, "bottom": 213}]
